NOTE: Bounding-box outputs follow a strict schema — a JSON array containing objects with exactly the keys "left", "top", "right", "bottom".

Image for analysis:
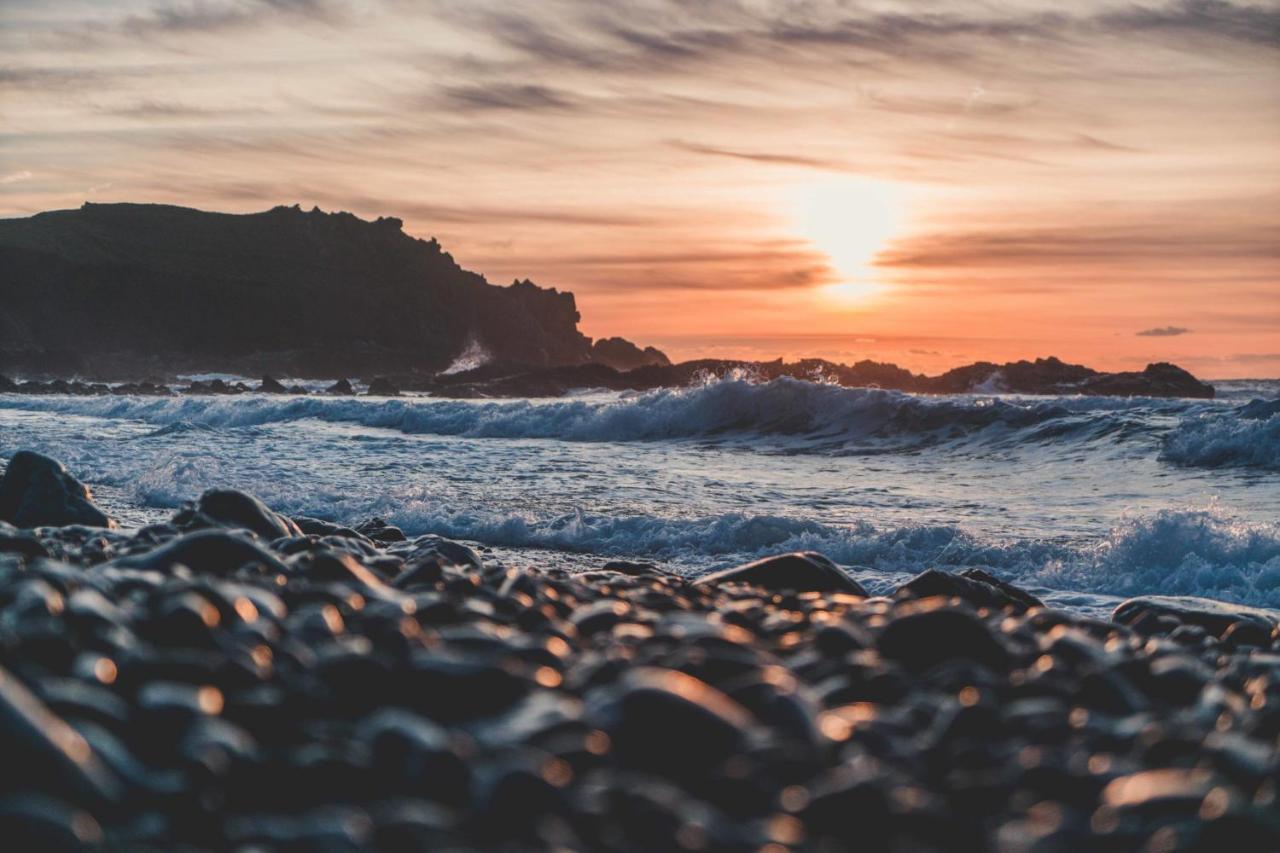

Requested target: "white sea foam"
[
  {"left": 1161, "top": 399, "right": 1280, "bottom": 471},
  {"left": 127, "top": 462, "right": 1280, "bottom": 607}
]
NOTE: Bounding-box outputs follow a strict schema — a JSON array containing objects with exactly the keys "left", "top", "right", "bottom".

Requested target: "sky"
[{"left": 1, "top": 0, "right": 1277, "bottom": 377}]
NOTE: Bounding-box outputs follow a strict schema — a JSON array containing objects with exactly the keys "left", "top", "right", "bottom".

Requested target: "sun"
[{"left": 790, "top": 177, "right": 906, "bottom": 305}]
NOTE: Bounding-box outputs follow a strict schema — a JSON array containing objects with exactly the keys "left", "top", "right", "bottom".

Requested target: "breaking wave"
[
  {"left": 0, "top": 377, "right": 1195, "bottom": 456},
  {"left": 1161, "top": 399, "right": 1280, "bottom": 471},
  {"left": 120, "top": 455, "right": 1280, "bottom": 609}
]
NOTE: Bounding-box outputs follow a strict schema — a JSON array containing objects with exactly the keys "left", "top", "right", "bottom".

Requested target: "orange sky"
[{"left": 2, "top": 0, "right": 1277, "bottom": 377}]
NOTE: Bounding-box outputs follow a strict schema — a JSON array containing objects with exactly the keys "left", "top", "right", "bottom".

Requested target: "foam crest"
[
  {"left": 0, "top": 377, "right": 1173, "bottom": 453},
  {"left": 1161, "top": 399, "right": 1280, "bottom": 471}
]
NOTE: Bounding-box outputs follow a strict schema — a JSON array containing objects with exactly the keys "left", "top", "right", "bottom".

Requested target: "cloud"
[
  {"left": 459, "top": 1, "right": 1279, "bottom": 80},
  {"left": 440, "top": 83, "right": 578, "bottom": 112},
  {"left": 667, "top": 140, "right": 856, "bottom": 172},
  {"left": 878, "top": 223, "right": 1280, "bottom": 269},
  {"left": 118, "top": 0, "right": 344, "bottom": 37},
  {"left": 1136, "top": 326, "right": 1192, "bottom": 337},
  {"left": 0, "top": 171, "right": 33, "bottom": 185},
  {"left": 97, "top": 100, "right": 264, "bottom": 120},
  {"left": 863, "top": 89, "right": 1038, "bottom": 118}
]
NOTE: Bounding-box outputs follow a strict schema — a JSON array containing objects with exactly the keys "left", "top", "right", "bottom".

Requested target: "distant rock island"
[
  {"left": 0, "top": 202, "right": 669, "bottom": 377},
  {"left": 417, "top": 355, "right": 1215, "bottom": 399},
  {"left": 0, "top": 202, "right": 1212, "bottom": 399}
]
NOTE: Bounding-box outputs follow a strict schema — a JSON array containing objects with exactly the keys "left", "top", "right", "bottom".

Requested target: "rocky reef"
[
  {"left": 420, "top": 356, "right": 1216, "bottom": 400},
  {"left": 1, "top": 452, "right": 1275, "bottom": 850},
  {"left": 0, "top": 203, "right": 663, "bottom": 378},
  {"left": 0, "top": 356, "right": 1215, "bottom": 402}
]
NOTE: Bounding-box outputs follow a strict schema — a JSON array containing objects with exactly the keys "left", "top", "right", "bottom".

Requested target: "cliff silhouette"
[{"left": 0, "top": 203, "right": 665, "bottom": 377}]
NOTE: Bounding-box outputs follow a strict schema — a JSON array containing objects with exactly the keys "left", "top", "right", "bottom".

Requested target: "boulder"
[
  {"left": 365, "top": 377, "right": 400, "bottom": 397},
  {"left": 292, "top": 516, "right": 370, "bottom": 541},
  {"left": 0, "top": 665, "right": 121, "bottom": 806},
  {"left": 877, "top": 603, "right": 1011, "bottom": 673},
  {"left": 0, "top": 451, "right": 114, "bottom": 529},
  {"left": 897, "top": 568, "right": 1042, "bottom": 610},
  {"left": 258, "top": 375, "right": 288, "bottom": 394},
  {"left": 354, "top": 517, "right": 406, "bottom": 544},
  {"left": 0, "top": 523, "right": 49, "bottom": 560},
  {"left": 195, "top": 489, "right": 302, "bottom": 540},
  {"left": 1113, "top": 596, "right": 1278, "bottom": 640},
  {"left": 693, "top": 552, "right": 867, "bottom": 595},
  {"left": 113, "top": 529, "right": 289, "bottom": 576},
  {"left": 589, "top": 337, "right": 671, "bottom": 371},
  {"left": 325, "top": 379, "right": 354, "bottom": 395}
]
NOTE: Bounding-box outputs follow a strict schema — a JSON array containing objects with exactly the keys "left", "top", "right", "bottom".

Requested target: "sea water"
[{"left": 2, "top": 376, "right": 1277, "bottom": 616}]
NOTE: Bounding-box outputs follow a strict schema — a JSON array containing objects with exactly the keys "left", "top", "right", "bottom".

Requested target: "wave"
[
  {"left": 0, "top": 377, "right": 1188, "bottom": 455},
  {"left": 1161, "top": 398, "right": 1280, "bottom": 471},
  {"left": 380, "top": 504, "right": 1280, "bottom": 608},
  {"left": 123, "top": 458, "right": 1280, "bottom": 608}
]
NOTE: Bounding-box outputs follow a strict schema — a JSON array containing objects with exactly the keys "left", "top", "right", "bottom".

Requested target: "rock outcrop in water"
[
  {"left": 422, "top": 355, "right": 1216, "bottom": 399},
  {"left": 588, "top": 337, "right": 672, "bottom": 371},
  {"left": 0, "top": 203, "right": 663, "bottom": 378},
  {"left": 0, "top": 450, "right": 114, "bottom": 529},
  {"left": 0, "top": 460, "right": 1275, "bottom": 850}
]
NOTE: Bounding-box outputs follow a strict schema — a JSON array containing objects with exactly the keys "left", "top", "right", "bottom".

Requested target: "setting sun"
[{"left": 790, "top": 177, "right": 907, "bottom": 305}]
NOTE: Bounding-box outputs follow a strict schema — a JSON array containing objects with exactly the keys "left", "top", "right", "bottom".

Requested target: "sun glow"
[{"left": 791, "top": 177, "right": 907, "bottom": 305}]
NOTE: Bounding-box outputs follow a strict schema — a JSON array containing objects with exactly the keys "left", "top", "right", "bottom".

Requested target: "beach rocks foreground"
[{"left": 0, "top": 466, "right": 1277, "bottom": 849}]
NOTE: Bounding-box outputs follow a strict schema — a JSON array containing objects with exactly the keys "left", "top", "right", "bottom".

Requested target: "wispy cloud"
[
  {"left": 879, "top": 223, "right": 1280, "bottom": 269},
  {"left": 440, "top": 83, "right": 578, "bottom": 112},
  {"left": 1136, "top": 326, "right": 1192, "bottom": 337},
  {"left": 668, "top": 140, "right": 855, "bottom": 172},
  {"left": 118, "top": 0, "right": 346, "bottom": 38},
  {"left": 0, "top": 170, "right": 33, "bottom": 185}
]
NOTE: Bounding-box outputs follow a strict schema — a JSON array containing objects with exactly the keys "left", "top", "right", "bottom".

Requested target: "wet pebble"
[{"left": 0, "top": 471, "right": 1275, "bottom": 850}]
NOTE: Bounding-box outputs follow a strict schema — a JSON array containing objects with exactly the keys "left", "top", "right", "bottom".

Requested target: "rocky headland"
[
  {"left": 0, "top": 203, "right": 668, "bottom": 379},
  {"left": 0, "top": 450, "right": 1275, "bottom": 850}
]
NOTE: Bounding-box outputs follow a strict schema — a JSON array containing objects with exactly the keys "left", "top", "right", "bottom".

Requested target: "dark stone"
[
  {"left": 113, "top": 529, "right": 289, "bottom": 576},
  {"left": 291, "top": 548, "right": 392, "bottom": 594},
  {"left": 325, "top": 379, "right": 354, "bottom": 395},
  {"left": 877, "top": 603, "right": 1011, "bottom": 673},
  {"left": 590, "top": 667, "right": 754, "bottom": 778},
  {"left": 0, "top": 665, "right": 121, "bottom": 806},
  {"left": 589, "top": 337, "right": 671, "bottom": 371},
  {"left": 601, "top": 560, "right": 666, "bottom": 577},
  {"left": 257, "top": 375, "right": 288, "bottom": 393},
  {"left": 291, "top": 516, "right": 370, "bottom": 540},
  {"left": 365, "top": 377, "right": 400, "bottom": 396},
  {"left": 0, "top": 795, "right": 103, "bottom": 852},
  {"left": 0, "top": 451, "right": 114, "bottom": 529},
  {"left": 353, "top": 518, "right": 406, "bottom": 544},
  {"left": 1221, "top": 620, "right": 1274, "bottom": 649},
  {"left": 693, "top": 552, "right": 867, "bottom": 595},
  {"left": 406, "top": 655, "right": 529, "bottom": 723},
  {"left": 0, "top": 525, "right": 49, "bottom": 559},
  {"left": 897, "top": 568, "right": 1043, "bottom": 610},
  {"left": 1113, "top": 596, "right": 1278, "bottom": 639},
  {"left": 195, "top": 489, "right": 302, "bottom": 540},
  {"left": 391, "top": 535, "right": 481, "bottom": 570},
  {"left": 358, "top": 710, "right": 470, "bottom": 807}
]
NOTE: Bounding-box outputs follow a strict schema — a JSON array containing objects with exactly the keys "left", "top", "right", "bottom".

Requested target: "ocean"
[{"left": 2, "top": 375, "right": 1277, "bottom": 616}]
